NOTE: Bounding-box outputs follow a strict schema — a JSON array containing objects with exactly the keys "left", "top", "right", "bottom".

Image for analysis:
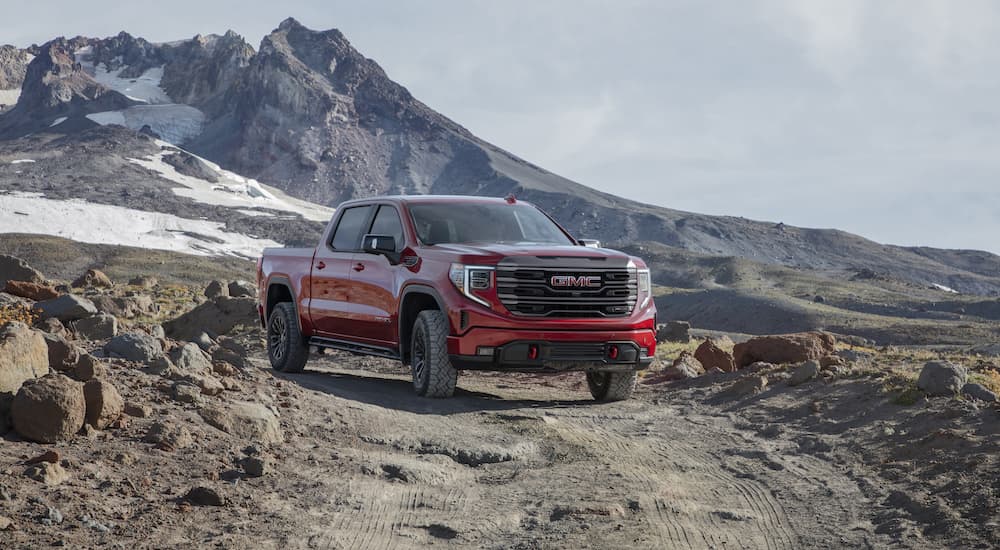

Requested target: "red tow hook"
[
  {"left": 609, "top": 345, "right": 620, "bottom": 360},
  {"left": 528, "top": 344, "right": 539, "bottom": 360}
]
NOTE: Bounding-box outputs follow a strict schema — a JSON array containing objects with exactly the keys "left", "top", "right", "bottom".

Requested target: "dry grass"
[{"left": 0, "top": 303, "right": 37, "bottom": 327}]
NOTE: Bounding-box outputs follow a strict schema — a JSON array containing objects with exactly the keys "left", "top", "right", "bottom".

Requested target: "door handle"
[
  {"left": 353, "top": 263, "right": 365, "bottom": 272},
  {"left": 316, "top": 261, "right": 326, "bottom": 270}
]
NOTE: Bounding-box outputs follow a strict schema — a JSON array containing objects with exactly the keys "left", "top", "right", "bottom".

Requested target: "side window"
[
  {"left": 369, "top": 205, "right": 405, "bottom": 251},
  {"left": 330, "top": 206, "right": 372, "bottom": 251}
]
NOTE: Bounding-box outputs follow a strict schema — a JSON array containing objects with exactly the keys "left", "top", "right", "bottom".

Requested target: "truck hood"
[{"left": 427, "top": 243, "right": 636, "bottom": 264}]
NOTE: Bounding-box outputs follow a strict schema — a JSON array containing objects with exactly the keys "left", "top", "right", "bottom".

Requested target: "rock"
[
  {"left": 204, "top": 280, "right": 228, "bottom": 299},
  {"left": 0, "top": 322, "right": 50, "bottom": 393},
  {"left": 183, "top": 486, "right": 226, "bottom": 506},
  {"left": 660, "top": 351, "right": 704, "bottom": 381},
  {"left": 745, "top": 361, "right": 775, "bottom": 372},
  {"left": 0, "top": 255, "right": 44, "bottom": 289},
  {"left": 163, "top": 296, "right": 256, "bottom": 341},
  {"left": 3, "top": 280, "right": 59, "bottom": 301},
  {"left": 124, "top": 401, "right": 153, "bottom": 418},
  {"left": 34, "top": 294, "right": 98, "bottom": 323},
  {"left": 239, "top": 456, "right": 269, "bottom": 477},
  {"left": 211, "top": 346, "right": 246, "bottom": 369},
  {"left": 183, "top": 374, "right": 225, "bottom": 396},
  {"left": 24, "top": 462, "right": 69, "bottom": 485},
  {"left": 0, "top": 392, "right": 11, "bottom": 434},
  {"left": 104, "top": 332, "right": 162, "bottom": 362},
  {"left": 837, "top": 349, "right": 874, "bottom": 364},
  {"left": 170, "top": 342, "right": 212, "bottom": 373},
  {"left": 128, "top": 275, "right": 158, "bottom": 288},
  {"left": 25, "top": 450, "right": 60, "bottom": 464},
  {"left": 656, "top": 321, "right": 691, "bottom": 344},
  {"left": 732, "top": 332, "right": 837, "bottom": 368},
  {"left": 91, "top": 295, "right": 157, "bottom": 319},
  {"left": 228, "top": 280, "right": 256, "bottom": 298},
  {"left": 961, "top": 383, "right": 997, "bottom": 403},
  {"left": 192, "top": 332, "right": 215, "bottom": 352},
  {"left": 788, "top": 361, "right": 820, "bottom": 386},
  {"left": 694, "top": 337, "right": 736, "bottom": 372},
  {"left": 171, "top": 382, "right": 202, "bottom": 403},
  {"left": 721, "top": 375, "right": 768, "bottom": 399},
  {"left": 813, "top": 295, "right": 826, "bottom": 304},
  {"left": 11, "top": 374, "right": 85, "bottom": 443},
  {"left": 144, "top": 421, "right": 193, "bottom": 449},
  {"left": 0, "top": 515, "right": 11, "bottom": 530},
  {"left": 42, "top": 332, "right": 80, "bottom": 372},
  {"left": 71, "top": 313, "right": 118, "bottom": 340},
  {"left": 212, "top": 361, "right": 238, "bottom": 377},
  {"left": 73, "top": 354, "right": 107, "bottom": 381},
  {"left": 71, "top": 269, "right": 112, "bottom": 289},
  {"left": 37, "top": 317, "right": 69, "bottom": 339},
  {"left": 145, "top": 356, "right": 176, "bottom": 377},
  {"left": 819, "top": 355, "right": 845, "bottom": 368},
  {"left": 200, "top": 400, "right": 283, "bottom": 444},
  {"left": 83, "top": 378, "right": 124, "bottom": 429},
  {"left": 916, "top": 361, "right": 967, "bottom": 396}
]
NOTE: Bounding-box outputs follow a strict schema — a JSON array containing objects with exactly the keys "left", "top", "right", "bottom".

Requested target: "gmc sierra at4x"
[{"left": 256, "top": 195, "right": 657, "bottom": 400}]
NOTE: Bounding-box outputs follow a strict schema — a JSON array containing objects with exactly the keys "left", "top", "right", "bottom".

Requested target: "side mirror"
[
  {"left": 579, "top": 239, "right": 601, "bottom": 248},
  {"left": 362, "top": 234, "right": 400, "bottom": 263}
]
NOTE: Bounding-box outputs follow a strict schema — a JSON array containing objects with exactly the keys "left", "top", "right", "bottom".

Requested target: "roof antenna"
[{"left": 505, "top": 193, "right": 517, "bottom": 204}]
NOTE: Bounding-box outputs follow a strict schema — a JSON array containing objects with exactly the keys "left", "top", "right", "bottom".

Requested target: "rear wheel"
[
  {"left": 411, "top": 310, "right": 458, "bottom": 398},
  {"left": 586, "top": 371, "right": 637, "bottom": 401},
  {"left": 267, "top": 302, "right": 308, "bottom": 373}
]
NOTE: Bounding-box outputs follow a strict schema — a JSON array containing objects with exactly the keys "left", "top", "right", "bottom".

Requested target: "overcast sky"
[{"left": 6, "top": 1, "right": 1000, "bottom": 253}]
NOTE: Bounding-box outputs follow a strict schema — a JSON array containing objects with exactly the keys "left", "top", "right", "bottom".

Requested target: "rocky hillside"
[{"left": 2, "top": 19, "right": 1000, "bottom": 297}]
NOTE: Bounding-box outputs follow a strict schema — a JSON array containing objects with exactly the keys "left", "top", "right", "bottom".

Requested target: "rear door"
[
  {"left": 309, "top": 205, "right": 373, "bottom": 337},
  {"left": 347, "top": 204, "right": 407, "bottom": 347}
]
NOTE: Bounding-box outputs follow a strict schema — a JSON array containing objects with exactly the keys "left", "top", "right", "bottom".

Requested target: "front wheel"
[
  {"left": 267, "top": 302, "right": 309, "bottom": 373},
  {"left": 586, "top": 371, "right": 637, "bottom": 402},
  {"left": 411, "top": 310, "right": 458, "bottom": 398}
]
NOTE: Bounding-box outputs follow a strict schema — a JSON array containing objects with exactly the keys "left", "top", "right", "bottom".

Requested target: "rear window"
[
  {"left": 408, "top": 202, "right": 573, "bottom": 245},
  {"left": 330, "top": 206, "right": 372, "bottom": 250}
]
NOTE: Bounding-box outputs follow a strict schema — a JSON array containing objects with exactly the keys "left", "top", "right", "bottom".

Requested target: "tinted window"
[
  {"left": 330, "top": 206, "right": 372, "bottom": 250},
  {"left": 369, "top": 205, "right": 404, "bottom": 251},
  {"left": 409, "top": 203, "right": 573, "bottom": 245}
]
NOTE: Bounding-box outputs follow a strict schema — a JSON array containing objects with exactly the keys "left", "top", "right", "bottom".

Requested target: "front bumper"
[{"left": 447, "top": 328, "right": 656, "bottom": 373}]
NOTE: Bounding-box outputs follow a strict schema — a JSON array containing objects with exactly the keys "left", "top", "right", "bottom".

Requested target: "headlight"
[
  {"left": 638, "top": 268, "right": 651, "bottom": 308},
  {"left": 449, "top": 263, "right": 494, "bottom": 308}
]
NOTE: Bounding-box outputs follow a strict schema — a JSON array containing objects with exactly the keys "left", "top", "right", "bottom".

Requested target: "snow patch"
[
  {"left": 931, "top": 283, "right": 959, "bottom": 294},
  {"left": 10, "top": 159, "right": 36, "bottom": 164},
  {"left": 236, "top": 209, "right": 276, "bottom": 218},
  {"left": 0, "top": 88, "right": 19, "bottom": 107},
  {"left": 129, "top": 145, "right": 334, "bottom": 223},
  {"left": 0, "top": 192, "right": 279, "bottom": 259},
  {"left": 50, "top": 117, "right": 68, "bottom": 127},
  {"left": 85, "top": 105, "right": 206, "bottom": 144}
]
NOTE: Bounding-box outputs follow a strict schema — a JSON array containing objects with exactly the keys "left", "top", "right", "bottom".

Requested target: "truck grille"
[{"left": 496, "top": 266, "right": 637, "bottom": 318}]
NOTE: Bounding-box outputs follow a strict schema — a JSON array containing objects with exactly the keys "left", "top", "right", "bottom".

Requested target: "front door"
[
  {"left": 309, "top": 205, "right": 373, "bottom": 337},
  {"left": 347, "top": 204, "right": 406, "bottom": 346}
]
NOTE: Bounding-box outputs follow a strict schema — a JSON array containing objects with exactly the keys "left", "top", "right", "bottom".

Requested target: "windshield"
[{"left": 409, "top": 202, "right": 575, "bottom": 245}]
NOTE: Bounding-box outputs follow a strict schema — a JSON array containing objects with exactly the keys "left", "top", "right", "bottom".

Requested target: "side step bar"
[{"left": 308, "top": 336, "right": 401, "bottom": 361}]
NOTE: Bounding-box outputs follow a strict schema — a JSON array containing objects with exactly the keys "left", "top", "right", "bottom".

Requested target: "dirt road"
[{"left": 235, "top": 356, "right": 888, "bottom": 549}]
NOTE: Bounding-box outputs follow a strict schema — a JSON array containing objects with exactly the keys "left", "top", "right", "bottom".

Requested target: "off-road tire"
[
  {"left": 267, "top": 302, "right": 309, "bottom": 373},
  {"left": 586, "top": 371, "right": 637, "bottom": 401},
  {"left": 411, "top": 310, "right": 458, "bottom": 398}
]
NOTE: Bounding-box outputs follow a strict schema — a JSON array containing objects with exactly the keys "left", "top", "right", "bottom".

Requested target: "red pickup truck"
[{"left": 256, "top": 195, "right": 657, "bottom": 400}]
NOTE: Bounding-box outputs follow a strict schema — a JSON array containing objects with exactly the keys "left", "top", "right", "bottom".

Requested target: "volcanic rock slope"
[{"left": 2, "top": 18, "right": 1000, "bottom": 297}]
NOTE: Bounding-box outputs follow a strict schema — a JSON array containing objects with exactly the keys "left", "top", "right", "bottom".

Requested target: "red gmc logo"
[{"left": 551, "top": 275, "right": 601, "bottom": 288}]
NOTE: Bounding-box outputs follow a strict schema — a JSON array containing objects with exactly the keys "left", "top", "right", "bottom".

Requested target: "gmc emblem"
[{"left": 551, "top": 275, "right": 601, "bottom": 288}]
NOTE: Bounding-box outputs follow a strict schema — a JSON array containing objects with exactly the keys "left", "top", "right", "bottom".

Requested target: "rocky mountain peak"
[
  {"left": 0, "top": 45, "right": 32, "bottom": 90},
  {"left": 87, "top": 31, "right": 163, "bottom": 78}
]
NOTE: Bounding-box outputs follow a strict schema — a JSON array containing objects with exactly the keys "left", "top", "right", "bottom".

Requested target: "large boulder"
[
  {"left": 733, "top": 332, "right": 837, "bottom": 368},
  {"left": 0, "top": 322, "right": 49, "bottom": 393},
  {"left": 73, "top": 354, "right": 107, "bottom": 381},
  {"left": 34, "top": 294, "right": 98, "bottom": 323},
  {"left": 962, "top": 383, "right": 998, "bottom": 403},
  {"left": 42, "top": 332, "right": 80, "bottom": 372},
  {"left": 83, "top": 378, "right": 124, "bottom": 429},
  {"left": 200, "top": 401, "right": 283, "bottom": 444},
  {"left": 11, "top": 374, "right": 86, "bottom": 443},
  {"left": 3, "top": 280, "right": 59, "bottom": 301},
  {"left": 0, "top": 255, "right": 44, "bottom": 289},
  {"left": 694, "top": 337, "right": 735, "bottom": 372},
  {"left": 660, "top": 351, "right": 704, "bottom": 381},
  {"left": 104, "top": 332, "right": 162, "bottom": 362},
  {"left": 71, "top": 313, "right": 119, "bottom": 340},
  {"left": 164, "top": 296, "right": 257, "bottom": 341},
  {"left": 656, "top": 321, "right": 691, "bottom": 344},
  {"left": 228, "top": 280, "right": 256, "bottom": 298},
  {"left": 169, "top": 342, "right": 213, "bottom": 373},
  {"left": 204, "top": 280, "right": 229, "bottom": 299},
  {"left": 71, "top": 269, "right": 112, "bottom": 289},
  {"left": 788, "top": 361, "right": 820, "bottom": 386},
  {"left": 916, "top": 361, "right": 967, "bottom": 396}
]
